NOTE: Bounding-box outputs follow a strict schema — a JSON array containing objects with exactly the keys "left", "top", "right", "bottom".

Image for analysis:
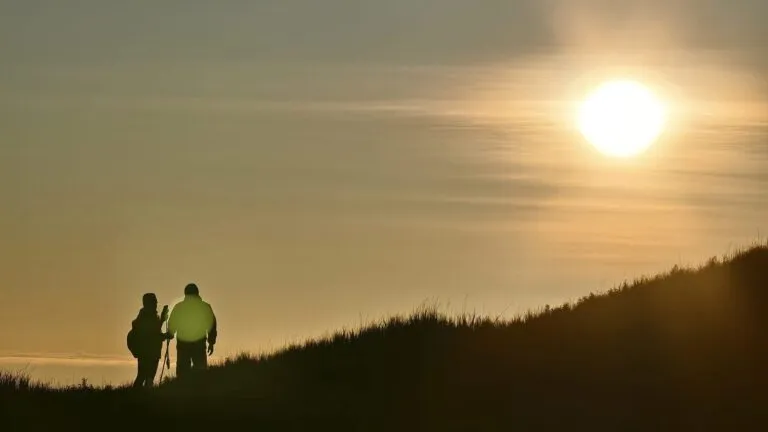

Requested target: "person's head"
[
  {"left": 184, "top": 283, "right": 200, "bottom": 296},
  {"left": 142, "top": 293, "right": 158, "bottom": 310}
]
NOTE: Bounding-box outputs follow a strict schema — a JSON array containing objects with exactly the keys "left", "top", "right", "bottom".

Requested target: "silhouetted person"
[
  {"left": 131, "top": 293, "right": 173, "bottom": 388},
  {"left": 168, "top": 283, "right": 218, "bottom": 378}
]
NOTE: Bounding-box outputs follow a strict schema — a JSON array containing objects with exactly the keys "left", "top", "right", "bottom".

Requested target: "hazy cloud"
[
  {"left": 0, "top": 352, "right": 133, "bottom": 366},
  {"left": 1, "top": 0, "right": 767, "bottom": 65}
]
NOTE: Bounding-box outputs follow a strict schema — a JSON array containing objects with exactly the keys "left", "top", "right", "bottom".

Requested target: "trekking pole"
[
  {"left": 160, "top": 338, "right": 170, "bottom": 382},
  {"left": 159, "top": 307, "right": 171, "bottom": 383}
]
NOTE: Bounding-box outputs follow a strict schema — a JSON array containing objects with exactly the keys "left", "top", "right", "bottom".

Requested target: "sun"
[{"left": 577, "top": 80, "right": 667, "bottom": 158}]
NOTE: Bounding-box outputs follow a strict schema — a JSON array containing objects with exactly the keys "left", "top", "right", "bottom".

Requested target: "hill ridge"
[{"left": 4, "top": 244, "right": 768, "bottom": 431}]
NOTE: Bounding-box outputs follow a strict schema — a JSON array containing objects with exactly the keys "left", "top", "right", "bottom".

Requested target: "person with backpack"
[
  {"left": 168, "top": 283, "right": 218, "bottom": 378},
  {"left": 128, "top": 293, "right": 174, "bottom": 388}
]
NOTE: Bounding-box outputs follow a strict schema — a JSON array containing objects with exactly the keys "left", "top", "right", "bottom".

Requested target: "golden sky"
[{"left": 1, "top": 0, "right": 767, "bottom": 385}]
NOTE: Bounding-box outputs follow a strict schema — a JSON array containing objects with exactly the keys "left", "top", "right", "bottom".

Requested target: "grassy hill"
[{"left": 4, "top": 245, "right": 768, "bottom": 431}]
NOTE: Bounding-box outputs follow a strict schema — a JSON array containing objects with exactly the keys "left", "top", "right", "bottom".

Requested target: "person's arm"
[
  {"left": 159, "top": 305, "right": 173, "bottom": 340},
  {"left": 208, "top": 305, "right": 217, "bottom": 344},
  {"left": 167, "top": 306, "right": 178, "bottom": 336},
  {"left": 207, "top": 305, "right": 217, "bottom": 355}
]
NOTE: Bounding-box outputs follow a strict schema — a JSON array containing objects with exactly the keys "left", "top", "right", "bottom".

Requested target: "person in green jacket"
[{"left": 168, "top": 283, "right": 218, "bottom": 378}]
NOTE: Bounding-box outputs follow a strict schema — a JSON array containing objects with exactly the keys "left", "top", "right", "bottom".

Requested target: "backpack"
[{"left": 127, "top": 325, "right": 139, "bottom": 358}]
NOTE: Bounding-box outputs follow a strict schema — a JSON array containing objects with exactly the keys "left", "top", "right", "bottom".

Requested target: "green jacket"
[{"left": 168, "top": 295, "right": 217, "bottom": 344}]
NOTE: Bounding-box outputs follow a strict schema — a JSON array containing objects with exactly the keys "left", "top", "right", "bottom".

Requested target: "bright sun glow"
[{"left": 578, "top": 80, "right": 667, "bottom": 158}]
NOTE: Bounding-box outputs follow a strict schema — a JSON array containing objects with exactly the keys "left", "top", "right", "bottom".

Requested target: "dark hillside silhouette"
[{"left": 4, "top": 245, "right": 768, "bottom": 431}]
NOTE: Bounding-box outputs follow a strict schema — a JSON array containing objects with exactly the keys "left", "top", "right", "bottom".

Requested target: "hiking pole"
[
  {"left": 159, "top": 306, "right": 171, "bottom": 383},
  {"left": 160, "top": 339, "right": 170, "bottom": 382}
]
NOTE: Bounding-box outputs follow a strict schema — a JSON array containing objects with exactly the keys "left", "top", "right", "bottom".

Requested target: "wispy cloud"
[{"left": 0, "top": 352, "right": 133, "bottom": 366}]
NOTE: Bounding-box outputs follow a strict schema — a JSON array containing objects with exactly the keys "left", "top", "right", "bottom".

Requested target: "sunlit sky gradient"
[{"left": 2, "top": 0, "right": 767, "bottom": 385}]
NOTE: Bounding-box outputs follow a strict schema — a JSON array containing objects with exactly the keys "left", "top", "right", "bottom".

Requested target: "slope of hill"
[{"left": 4, "top": 245, "right": 768, "bottom": 431}]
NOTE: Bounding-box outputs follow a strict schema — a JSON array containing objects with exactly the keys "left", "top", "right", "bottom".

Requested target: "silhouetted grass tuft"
[
  {"left": 4, "top": 243, "right": 768, "bottom": 431},
  {"left": 0, "top": 371, "right": 32, "bottom": 392}
]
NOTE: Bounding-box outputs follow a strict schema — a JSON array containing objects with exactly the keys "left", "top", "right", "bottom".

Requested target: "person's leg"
[
  {"left": 133, "top": 358, "right": 145, "bottom": 388},
  {"left": 176, "top": 342, "right": 192, "bottom": 378},
  {"left": 191, "top": 340, "right": 208, "bottom": 371},
  {"left": 134, "top": 357, "right": 155, "bottom": 387},
  {"left": 145, "top": 357, "right": 160, "bottom": 387}
]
